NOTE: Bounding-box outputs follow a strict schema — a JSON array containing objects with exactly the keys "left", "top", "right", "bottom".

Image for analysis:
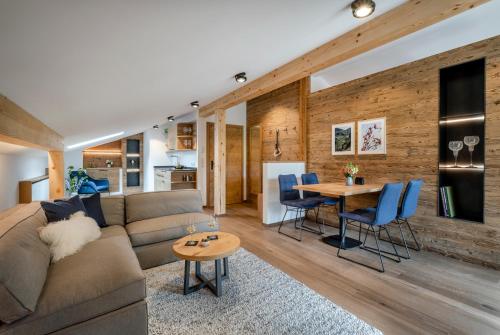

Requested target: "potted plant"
[
  {"left": 342, "top": 162, "right": 359, "bottom": 186},
  {"left": 65, "top": 166, "right": 88, "bottom": 196}
]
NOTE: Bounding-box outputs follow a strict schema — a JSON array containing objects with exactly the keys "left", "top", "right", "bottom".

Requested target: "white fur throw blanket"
[{"left": 39, "top": 211, "right": 101, "bottom": 263}]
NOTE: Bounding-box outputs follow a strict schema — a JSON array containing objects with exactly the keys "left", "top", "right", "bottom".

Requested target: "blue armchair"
[{"left": 70, "top": 170, "right": 110, "bottom": 194}]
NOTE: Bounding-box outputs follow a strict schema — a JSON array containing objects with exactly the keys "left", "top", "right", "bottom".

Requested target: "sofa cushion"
[
  {"left": 126, "top": 212, "right": 216, "bottom": 247},
  {"left": 125, "top": 190, "right": 202, "bottom": 224},
  {"left": 100, "top": 196, "right": 125, "bottom": 226},
  {"left": 82, "top": 193, "right": 107, "bottom": 228},
  {"left": 41, "top": 195, "right": 87, "bottom": 223},
  {"left": 99, "top": 225, "right": 129, "bottom": 240},
  {"left": 1, "top": 235, "right": 145, "bottom": 335},
  {"left": 0, "top": 203, "right": 50, "bottom": 324}
]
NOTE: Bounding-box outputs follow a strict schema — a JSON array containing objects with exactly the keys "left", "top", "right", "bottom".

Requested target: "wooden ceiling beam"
[
  {"left": 0, "top": 94, "right": 63, "bottom": 151},
  {"left": 200, "top": 0, "right": 489, "bottom": 117}
]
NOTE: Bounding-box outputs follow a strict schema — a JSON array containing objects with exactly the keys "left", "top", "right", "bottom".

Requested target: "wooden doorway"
[
  {"left": 247, "top": 125, "right": 262, "bottom": 206},
  {"left": 207, "top": 123, "right": 244, "bottom": 207}
]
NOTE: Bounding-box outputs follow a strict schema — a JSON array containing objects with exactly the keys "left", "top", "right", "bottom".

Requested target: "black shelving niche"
[{"left": 438, "top": 58, "right": 485, "bottom": 223}]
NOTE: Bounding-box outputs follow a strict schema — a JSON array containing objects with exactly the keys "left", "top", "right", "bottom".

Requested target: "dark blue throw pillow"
[
  {"left": 81, "top": 193, "right": 107, "bottom": 228},
  {"left": 41, "top": 195, "right": 87, "bottom": 223}
]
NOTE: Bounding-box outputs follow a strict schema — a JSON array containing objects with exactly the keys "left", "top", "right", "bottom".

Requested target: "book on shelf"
[
  {"left": 440, "top": 187, "right": 449, "bottom": 217},
  {"left": 445, "top": 186, "right": 456, "bottom": 218},
  {"left": 440, "top": 186, "right": 456, "bottom": 218}
]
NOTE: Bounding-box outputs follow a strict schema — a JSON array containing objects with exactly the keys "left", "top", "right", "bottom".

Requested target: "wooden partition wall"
[{"left": 0, "top": 95, "right": 64, "bottom": 200}]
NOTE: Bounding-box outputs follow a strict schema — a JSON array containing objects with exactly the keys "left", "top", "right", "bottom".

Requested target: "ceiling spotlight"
[
  {"left": 234, "top": 72, "right": 247, "bottom": 83},
  {"left": 153, "top": 125, "right": 159, "bottom": 129},
  {"left": 190, "top": 101, "right": 200, "bottom": 109},
  {"left": 351, "top": 0, "right": 376, "bottom": 18},
  {"left": 167, "top": 116, "right": 175, "bottom": 122}
]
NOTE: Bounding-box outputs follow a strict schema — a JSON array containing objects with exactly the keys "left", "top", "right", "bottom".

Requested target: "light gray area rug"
[{"left": 144, "top": 248, "right": 383, "bottom": 335}]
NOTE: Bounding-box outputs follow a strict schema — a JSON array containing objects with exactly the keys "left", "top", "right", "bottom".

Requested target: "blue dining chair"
[
  {"left": 380, "top": 179, "right": 423, "bottom": 259},
  {"left": 278, "top": 174, "right": 322, "bottom": 241},
  {"left": 301, "top": 173, "right": 339, "bottom": 233},
  {"left": 337, "top": 182, "right": 404, "bottom": 272}
]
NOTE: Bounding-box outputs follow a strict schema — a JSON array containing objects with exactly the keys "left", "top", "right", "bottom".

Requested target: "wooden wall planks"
[
  {"left": 245, "top": 36, "right": 500, "bottom": 268},
  {"left": 307, "top": 36, "right": 500, "bottom": 269},
  {"left": 247, "top": 80, "right": 304, "bottom": 162}
]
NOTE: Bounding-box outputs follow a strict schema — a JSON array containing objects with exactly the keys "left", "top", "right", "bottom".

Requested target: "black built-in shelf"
[
  {"left": 438, "top": 58, "right": 485, "bottom": 223},
  {"left": 126, "top": 139, "right": 141, "bottom": 187}
]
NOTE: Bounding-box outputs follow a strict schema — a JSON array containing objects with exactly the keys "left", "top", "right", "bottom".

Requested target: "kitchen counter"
[{"left": 154, "top": 166, "right": 197, "bottom": 171}]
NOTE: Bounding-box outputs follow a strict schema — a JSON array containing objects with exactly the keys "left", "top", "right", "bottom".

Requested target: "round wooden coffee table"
[{"left": 172, "top": 232, "right": 240, "bottom": 297}]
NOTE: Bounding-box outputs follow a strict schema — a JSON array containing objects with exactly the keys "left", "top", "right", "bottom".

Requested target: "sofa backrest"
[
  {"left": 0, "top": 203, "right": 50, "bottom": 323},
  {"left": 100, "top": 195, "right": 125, "bottom": 226},
  {"left": 125, "top": 190, "right": 203, "bottom": 224}
]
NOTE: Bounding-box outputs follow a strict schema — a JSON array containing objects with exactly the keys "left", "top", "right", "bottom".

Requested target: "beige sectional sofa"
[{"left": 0, "top": 190, "right": 216, "bottom": 335}]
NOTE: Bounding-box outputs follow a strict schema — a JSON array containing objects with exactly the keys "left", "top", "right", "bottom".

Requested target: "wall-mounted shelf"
[
  {"left": 176, "top": 122, "right": 196, "bottom": 150},
  {"left": 438, "top": 58, "right": 485, "bottom": 223}
]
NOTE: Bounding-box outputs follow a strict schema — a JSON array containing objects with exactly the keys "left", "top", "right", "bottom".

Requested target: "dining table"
[{"left": 293, "top": 182, "right": 384, "bottom": 249}]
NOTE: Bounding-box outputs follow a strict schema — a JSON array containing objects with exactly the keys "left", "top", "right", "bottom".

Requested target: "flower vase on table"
[{"left": 342, "top": 162, "right": 359, "bottom": 186}]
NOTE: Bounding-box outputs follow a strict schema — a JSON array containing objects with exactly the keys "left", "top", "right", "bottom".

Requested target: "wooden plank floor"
[{"left": 216, "top": 204, "right": 500, "bottom": 335}]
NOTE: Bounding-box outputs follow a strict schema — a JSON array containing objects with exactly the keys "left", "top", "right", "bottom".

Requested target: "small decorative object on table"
[
  {"left": 355, "top": 177, "right": 365, "bottom": 185},
  {"left": 200, "top": 239, "right": 210, "bottom": 247},
  {"left": 342, "top": 162, "right": 359, "bottom": 186}
]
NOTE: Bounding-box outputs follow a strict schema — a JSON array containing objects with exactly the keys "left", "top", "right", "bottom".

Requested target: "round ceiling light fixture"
[
  {"left": 351, "top": 0, "right": 376, "bottom": 18},
  {"left": 234, "top": 72, "right": 247, "bottom": 83},
  {"left": 153, "top": 125, "right": 159, "bottom": 129},
  {"left": 167, "top": 116, "right": 175, "bottom": 122},
  {"left": 190, "top": 101, "right": 200, "bottom": 109}
]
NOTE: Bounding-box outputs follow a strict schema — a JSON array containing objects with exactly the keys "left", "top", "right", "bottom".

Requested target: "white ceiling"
[
  {"left": 0, "top": 0, "right": 406, "bottom": 148},
  {"left": 312, "top": 1, "right": 500, "bottom": 91}
]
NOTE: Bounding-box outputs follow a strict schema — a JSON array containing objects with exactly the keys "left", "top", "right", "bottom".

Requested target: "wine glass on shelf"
[
  {"left": 463, "top": 136, "right": 480, "bottom": 167},
  {"left": 448, "top": 141, "right": 463, "bottom": 167}
]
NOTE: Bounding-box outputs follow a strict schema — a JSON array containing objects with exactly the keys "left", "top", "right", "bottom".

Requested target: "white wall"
[
  {"left": 143, "top": 112, "right": 198, "bottom": 192},
  {"left": 64, "top": 149, "right": 83, "bottom": 173},
  {"left": 0, "top": 149, "right": 48, "bottom": 211},
  {"left": 197, "top": 102, "right": 247, "bottom": 206}
]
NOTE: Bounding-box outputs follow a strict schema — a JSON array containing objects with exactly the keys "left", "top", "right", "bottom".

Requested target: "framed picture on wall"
[
  {"left": 357, "top": 117, "right": 386, "bottom": 155},
  {"left": 332, "top": 122, "right": 355, "bottom": 155}
]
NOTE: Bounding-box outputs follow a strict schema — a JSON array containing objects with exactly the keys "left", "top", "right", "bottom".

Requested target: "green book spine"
[
  {"left": 440, "top": 187, "right": 449, "bottom": 217},
  {"left": 445, "top": 186, "right": 456, "bottom": 218}
]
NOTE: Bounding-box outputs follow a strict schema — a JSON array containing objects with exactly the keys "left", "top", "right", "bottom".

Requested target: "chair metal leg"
[
  {"left": 372, "top": 226, "right": 385, "bottom": 272},
  {"left": 398, "top": 223, "right": 411, "bottom": 259},
  {"left": 338, "top": 223, "right": 387, "bottom": 273},
  {"left": 379, "top": 218, "right": 421, "bottom": 253},
  {"left": 362, "top": 226, "right": 402, "bottom": 263},
  {"left": 383, "top": 226, "right": 401, "bottom": 263},
  {"left": 278, "top": 207, "right": 303, "bottom": 242},
  {"left": 404, "top": 218, "right": 421, "bottom": 251},
  {"left": 278, "top": 207, "right": 288, "bottom": 234}
]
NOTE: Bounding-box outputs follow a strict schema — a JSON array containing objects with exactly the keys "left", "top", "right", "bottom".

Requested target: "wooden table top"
[
  {"left": 172, "top": 232, "right": 240, "bottom": 261},
  {"left": 294, "top": 182, "right": 384, "bottom": 197}
]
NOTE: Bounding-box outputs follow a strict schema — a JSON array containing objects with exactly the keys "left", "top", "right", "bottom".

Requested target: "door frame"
[
  {"left": 246, "top": 124, "right": 263, "bottom": 204},
  {"left": 206, "top": 122, "right": 244, "bottom": 207}
]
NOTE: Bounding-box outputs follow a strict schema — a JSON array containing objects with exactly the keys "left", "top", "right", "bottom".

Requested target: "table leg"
[
  {"left": 322, "top": 196, "right": 362, "bottom": 249},
  {"left": 183, "top": 261, "right": 191, "bottom": 295},
  {"left": 215, "top": 259, "right": 223, "bottom": 297},
  {"left": 183, "top": 258, "right": 229, "bottom": 297},
  {"left": 223, "top": 257, "right": 229, "bottom": 278}
]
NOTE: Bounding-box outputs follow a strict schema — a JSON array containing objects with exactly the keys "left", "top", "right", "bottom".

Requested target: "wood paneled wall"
[
  {"left": 245, "top": 36, "right": 500, "bottom": 268},
  {"left": 247, "top": 80, "right": 305, "bottom": 162},
  {"left": 307, "top": 36, "right": 500, "bottom": 269}
]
